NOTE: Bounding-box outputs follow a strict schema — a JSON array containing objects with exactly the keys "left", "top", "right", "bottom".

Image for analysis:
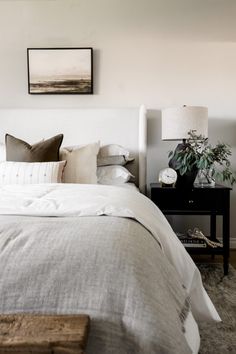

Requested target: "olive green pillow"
[{"left": 5, "top": 134, "right": 63, "bottom": 162}]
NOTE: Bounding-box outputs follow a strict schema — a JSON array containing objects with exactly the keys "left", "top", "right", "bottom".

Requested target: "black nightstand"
[{"left": 150, "top": 183, "right": 231, "bottom": 275}]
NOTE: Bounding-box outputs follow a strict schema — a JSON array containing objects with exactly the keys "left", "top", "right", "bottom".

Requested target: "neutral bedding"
[{"left": 0, "top": 183, "right": 220, "bottom": 354}]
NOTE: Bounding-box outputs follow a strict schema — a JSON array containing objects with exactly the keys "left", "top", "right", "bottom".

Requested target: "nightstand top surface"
[{"left": 150, "top": 183, "right": 232, "bottom": 190}]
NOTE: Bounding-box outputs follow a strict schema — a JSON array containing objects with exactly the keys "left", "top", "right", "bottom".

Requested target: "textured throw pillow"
[
  {"left": 97, "top": 165, "right": 134, "bottom": 185},
  {"left": 97, "top": 155, "right": 134, "bottom": 167},
  {"left": 5, "top": 134, "right": 63, "bottom": 162},
  {"left": 60, "top": 142, "right": 100, "bottom": 184},
  {"left": 0, "top": 161, "right": 66, "bottom": 185}
]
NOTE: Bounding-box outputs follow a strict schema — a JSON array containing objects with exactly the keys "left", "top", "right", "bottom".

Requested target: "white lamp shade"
[{"left": 162, "top": 106, "right": 208, "bottom": 140}]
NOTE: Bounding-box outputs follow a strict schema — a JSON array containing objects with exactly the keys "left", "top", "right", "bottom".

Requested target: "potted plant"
[{"left": 168, "top": 130, "right": 236, "bottom": 188}]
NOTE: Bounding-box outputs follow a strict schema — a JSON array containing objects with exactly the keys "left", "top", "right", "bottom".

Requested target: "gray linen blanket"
[{"left": 0, "top": 215, "right": 191, "bottom": 354}]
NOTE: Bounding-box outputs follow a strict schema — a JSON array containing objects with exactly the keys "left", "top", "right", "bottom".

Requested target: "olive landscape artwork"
[{"left": 27, "top": 48, "right": 93, "bottom": 94}]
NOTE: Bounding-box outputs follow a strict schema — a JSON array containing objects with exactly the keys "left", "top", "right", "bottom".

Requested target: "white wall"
[{"left": 0, "top": 0, "right": 236, "bottom": 244}]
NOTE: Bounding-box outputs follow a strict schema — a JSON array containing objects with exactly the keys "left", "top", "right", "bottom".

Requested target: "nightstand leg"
[
  {"left": 210, "top": 214, "right": 216, "bottom": 240},
  {"left": 223, "top": 257, "right": 229, "bottom": 276},
  {"left": 210, "top": 214, "right": 217, "bottom": 259},
  {"left": 223, "top": 211, "right": 230, "bottom": 276}
]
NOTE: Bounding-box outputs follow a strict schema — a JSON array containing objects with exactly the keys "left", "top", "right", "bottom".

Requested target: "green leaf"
[{"left": 169, "top": 129, "right": 236, "bottom": 185}]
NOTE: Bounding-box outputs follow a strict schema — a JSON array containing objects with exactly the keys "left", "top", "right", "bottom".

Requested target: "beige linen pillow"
[{"left": 60, "top": 142, "right": 100, "bottom": 184}]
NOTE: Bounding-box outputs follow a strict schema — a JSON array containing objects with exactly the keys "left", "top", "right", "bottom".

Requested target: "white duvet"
[{"left": 0, "top": 183, "right": 220, "bottom": 324}]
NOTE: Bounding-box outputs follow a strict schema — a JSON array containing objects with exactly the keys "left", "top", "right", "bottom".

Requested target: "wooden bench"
[{"left": 0, "top": 314, "right": 90, "bottom": 354}]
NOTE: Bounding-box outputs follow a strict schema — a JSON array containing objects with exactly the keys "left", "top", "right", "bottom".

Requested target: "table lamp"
[
  {"left": 161, "top": 105, "right": 208, "bottom": 186},
  {"left": 162, "top": 105, "right": 208, "bottom": 142}
]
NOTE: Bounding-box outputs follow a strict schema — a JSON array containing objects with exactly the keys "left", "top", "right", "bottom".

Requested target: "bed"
[{"left": 0, "top": 106, "right": 220, "bottom": 354}]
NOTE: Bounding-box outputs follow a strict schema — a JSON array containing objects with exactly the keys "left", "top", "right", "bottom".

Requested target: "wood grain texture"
[{"left": 0, "top": 314, "right": 90, "bottom": 354}]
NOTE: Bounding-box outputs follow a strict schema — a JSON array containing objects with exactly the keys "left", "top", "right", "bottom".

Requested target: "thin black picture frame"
[{"left": 27, "top": 47, "right": 93, "bottom": 94}]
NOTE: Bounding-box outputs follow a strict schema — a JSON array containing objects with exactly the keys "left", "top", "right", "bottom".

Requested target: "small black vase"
[
  {"left": 175, "top": 168, "right": 198, "bottom": 189},
  {"left": 169, "top": 143, "right": 198, "bottom": 189}
]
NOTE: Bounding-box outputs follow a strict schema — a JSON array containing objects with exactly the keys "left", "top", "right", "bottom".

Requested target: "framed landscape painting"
[{"left": 27, "top": 47, "right": 93, "bottom": 94}]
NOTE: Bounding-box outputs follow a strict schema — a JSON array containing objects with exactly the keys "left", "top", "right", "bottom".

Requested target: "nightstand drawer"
[
  {"left": 176, "top": 190, "right": 220, "bottom": 211},
  {"left": 151, "top": 186, "right": 227, "bottom": 213}
]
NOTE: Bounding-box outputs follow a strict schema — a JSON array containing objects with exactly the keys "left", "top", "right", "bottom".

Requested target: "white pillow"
[
  {"left": 97, "top": 155, "right": 134, "bottom": 167},
  {"left": 0, "top": 161, "right": 66, "bottom": 185},
  {"left": 98, "top": 144, "right": 130, "bottom": 158},
  {"left": 60, "top": 142, "right": 99, "bottom": 184},
  {"left": 97, "top": 165, "right": 134, "bottom": 185},
  {"left": 0, "top": 144, "right": 6, "bottom": 161}
]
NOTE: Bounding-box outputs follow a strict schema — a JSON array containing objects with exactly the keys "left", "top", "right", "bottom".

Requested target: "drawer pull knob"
[{"left": 188, "top": 200, "right": 194, "bottom": 204}]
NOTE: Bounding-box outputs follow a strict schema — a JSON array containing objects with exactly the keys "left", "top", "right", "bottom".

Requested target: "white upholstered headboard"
[{"left": 0, "top": 106, "right": 147, "bottom": 193}]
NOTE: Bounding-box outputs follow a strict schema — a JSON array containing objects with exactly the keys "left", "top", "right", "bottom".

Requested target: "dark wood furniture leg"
[
  {"left": 223, "top": 210, "right": 230, "bottom": 275},
  {"left": 210, "top": 214, "right": 216, "bottom": 240},
  {"left": 210, "top": 214, "right": 216, "bottom": 259}
]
